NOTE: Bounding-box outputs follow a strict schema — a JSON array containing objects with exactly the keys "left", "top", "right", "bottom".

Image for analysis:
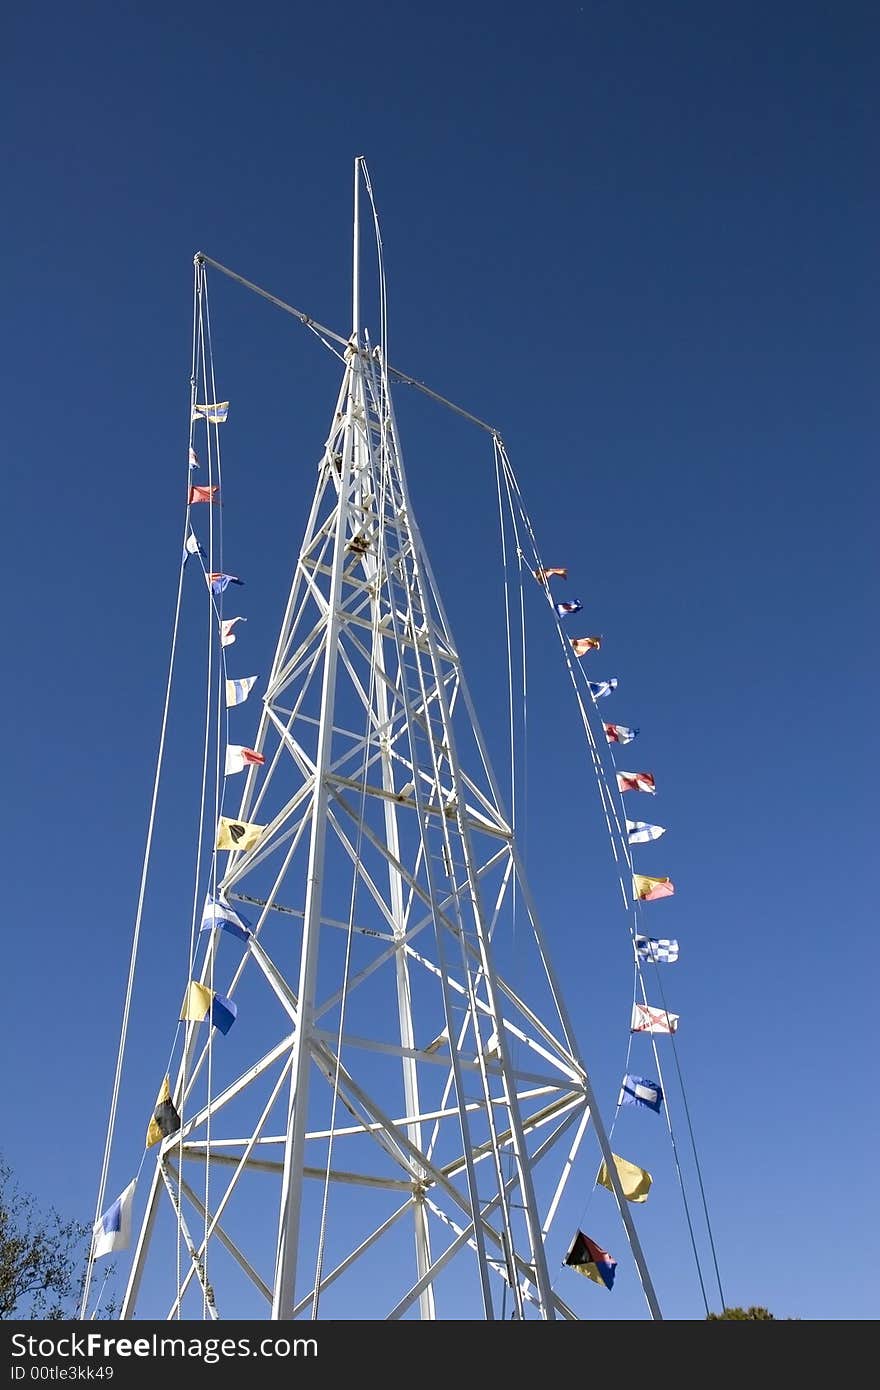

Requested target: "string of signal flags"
[
  {"left": 533, "top": 564, "right": 680, "bottom": 1294},
  {"left": 91, "top": 400, "right": 272, "bottom": 1265}
]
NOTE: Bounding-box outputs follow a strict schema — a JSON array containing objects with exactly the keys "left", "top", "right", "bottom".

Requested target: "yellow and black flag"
[
  {"left": 216, "top": 816, "right": 264, "bottom": 852},
  {"left": 145, "top": 1075, "right": 181, "bottom": 1149}
]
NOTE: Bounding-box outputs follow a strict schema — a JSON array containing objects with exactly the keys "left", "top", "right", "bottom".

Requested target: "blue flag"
[
  {"left": 208, "top": 573, "right": 244, "bottom": 595},
  {"left": 210, "top": 993, "right": 238, "bottom": 1035},
  {"left": 200, "top": 895, "right": 252, "bottom": 942},
  {"left": 554, "top": 600, "right": 583, "bottom": 618},
  {"left": 619, "top": 1074, "right": 663, "bottom": 1113}
]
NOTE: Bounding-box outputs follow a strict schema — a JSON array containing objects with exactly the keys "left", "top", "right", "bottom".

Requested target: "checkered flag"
[{"left": 634, "top": 935, "right": 679, "bottom": 964}]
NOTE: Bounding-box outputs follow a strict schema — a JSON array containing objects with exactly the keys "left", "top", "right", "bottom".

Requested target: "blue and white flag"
[
  {"left": 188, "top": 447, "right": 200, "bottom": 471},
  {"left": 225, "top": 676, "right": 257, "bottom": 707},
  {"left": 626, "top": 819, "right": 666, "bottom": 844},
  {"left": 200, "top": 895, "right": 252, "bottom": 942},
  {"left": 183, "top": 529, "right": 206, "bottom": 565},
  {"left": 634, "top": 935, "right": 679, "bottom": 964},
  {"left": 92, "top": 1179, "right": 136, "bottom": 1259},
  {"left": 619, "top": 1074, "right": 663, "bottom": 1113},
  {"left": 554, "top": 600, "right": 583, "bottom": 618},
  {"left": 587, "top": 678, "right": 618, "bottom": 699}
]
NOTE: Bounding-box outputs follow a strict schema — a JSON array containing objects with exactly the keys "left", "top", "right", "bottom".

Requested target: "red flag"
[
  {"left": 189, "top": 485, "right": 219, "bottom": 504},
  {"left": 534, "top": 567, "right": 567, "bottom": 582},
  {"left": 616, "top": 771, "right": 656, "bottom": 795}
]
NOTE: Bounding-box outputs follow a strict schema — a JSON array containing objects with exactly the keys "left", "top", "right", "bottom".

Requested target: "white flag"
[
  {"left": 92, "top": 1179, "right": 136, "bottom": 1259},
  {"left": 220, "top": 617, "right": 246, "bottom": 648},
  {"left": 225, "top": 676, "right": 257, "bottom": 707},
  {"left": 631, "top": 1002, "right": 679, "bottom": 1035}
]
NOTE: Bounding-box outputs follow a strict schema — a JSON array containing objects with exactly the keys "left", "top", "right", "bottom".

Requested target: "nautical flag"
[
  {"left": 220, "top": 617, "right": 246, "bottom": 647},
  {"left": 619, "top": 1073, "right": 663, "bottom": 1113},
  {"left": 617, "top": 771, "right": 655, "bottom": 795},
  {"left": 563, "top": 1231, "right": 617, "bottom": 1290},
  {"left": 145, "top": 1075, "right": 181, "bottom": 1148},
  {"left": 633, "top": 874, "right": 675, "bottom": 902},
  {"left": 554, "top": 600, "right": 583, "bottom": 617},
  {"left": 200, "top": 895, "right": 252, "bottom": 941},
  {"left": 216, "top": 816, "right": 264, "bottom": 852},
  {"left": 183, "top": 530, "right": 206, "bottom": 564},
  {"left": 181, "top": 980, "right": 211, "bottom": 1022},
  {"left": 626, "top": 819, "right": 666, "bottom": 844},
  {"left": 597, "top": 1153, "right": 653, "bottom": 1204},
  {"left": 571, "top": 636, "right": 601, "bottom": 656},
  {"left": 604, "top": 722, "right": 638, "bottom": 744},
  {"left": 189, "top": 485, "right": 219, "bottom": 505},
  {"left": 210, "top": 994, "right": 237, "bottom": 1035},
  {"left": 188, "top": 448, "right": 200, "bottom": 471},
  {"left": 225, "top": 676, "right": 257, "bottom": 707},
  {"left": 192, "top": 402, "right": 229, "bottom": 424},
  {"left": 225, "top": 744, "right": 266, "bottom": 776},
  {"left": 534, "top": 567, "right": 567, "bottom": 582},
  {"left": 587, "top": 678, "right": 618, "bottom": 699},
  {"left": 634, "top": 936, "right": 679, "bottom": 964},
  {"left": 208, "top": 572, "right": 244, "bottom": 595},
  {"left": 631, "top": 1002, "right": 679, "bottom": 1034},
  {"left": 180, "top": 981, "right": 238, "bottom": 1035},
  {"left": 92, "top": 1179, "right": 136, "bottom": 1259}
]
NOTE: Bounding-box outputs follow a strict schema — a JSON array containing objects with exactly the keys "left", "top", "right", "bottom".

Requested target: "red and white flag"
[
  {"left": 225, "top": 745, "right": 266, "bottom": 776},
  {"left": 616, "top": 771, "right": 656, "bottom": 795},
  {"left": 220, "top": 617, "right": 246, "bottom": 647},
  {"left": 604, "top": 722, "right": 637, "bottom": 745},
  {"left": 631, "top": 1003, "right": 679, "bottom": 1035}
]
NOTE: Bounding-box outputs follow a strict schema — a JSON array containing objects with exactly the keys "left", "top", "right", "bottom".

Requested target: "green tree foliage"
[
  {"left": 707, "top": 1306, "right": 789, "bottom": 1320},
  {"left": 0, "top": 1154, "right": 90, "bottom": 1319}
]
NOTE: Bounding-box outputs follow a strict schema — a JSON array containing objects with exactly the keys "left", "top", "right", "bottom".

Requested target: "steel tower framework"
[{"left": 117, "top": 162, "right": 659, "bottom": 1322}]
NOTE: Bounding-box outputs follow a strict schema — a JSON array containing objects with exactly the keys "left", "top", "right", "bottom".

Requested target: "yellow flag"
[
  {"left": 146, "top": 1075, "right": 181, "bottom": 1149},
  {"left": 597, "top": 1152, "right": 653, "bottom": 1203},
  {"left": 180, "top": 980, "right": 212, "bottom": 1023},
  {"left": 632, "top": 873, "right": 675, "bottom": 902},
  {"left": 216, "top": 816, "right": 264, "bottom": 852}
]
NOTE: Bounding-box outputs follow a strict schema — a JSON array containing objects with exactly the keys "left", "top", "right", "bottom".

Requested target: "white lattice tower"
[{"left": 119, "top": 174, "right": 659, "bottom": 1322}]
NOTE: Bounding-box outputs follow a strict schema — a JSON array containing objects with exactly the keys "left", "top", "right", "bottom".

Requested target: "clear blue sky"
[{"left": 4, "top": 0, "right": 877, "bottom": 1322}]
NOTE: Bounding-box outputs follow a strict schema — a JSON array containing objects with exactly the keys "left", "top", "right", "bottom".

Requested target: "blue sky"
[{"left": 4, "top": 0, "right": 878, "bottom": 1322}]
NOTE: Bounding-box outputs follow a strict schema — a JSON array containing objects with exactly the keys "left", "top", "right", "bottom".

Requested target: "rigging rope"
[
  {"left": 79, "top": 261, "right": 202, "bottom": 1320},
  {"left": 202, "top": 265, "right": 226, "bottom": 1319}
]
